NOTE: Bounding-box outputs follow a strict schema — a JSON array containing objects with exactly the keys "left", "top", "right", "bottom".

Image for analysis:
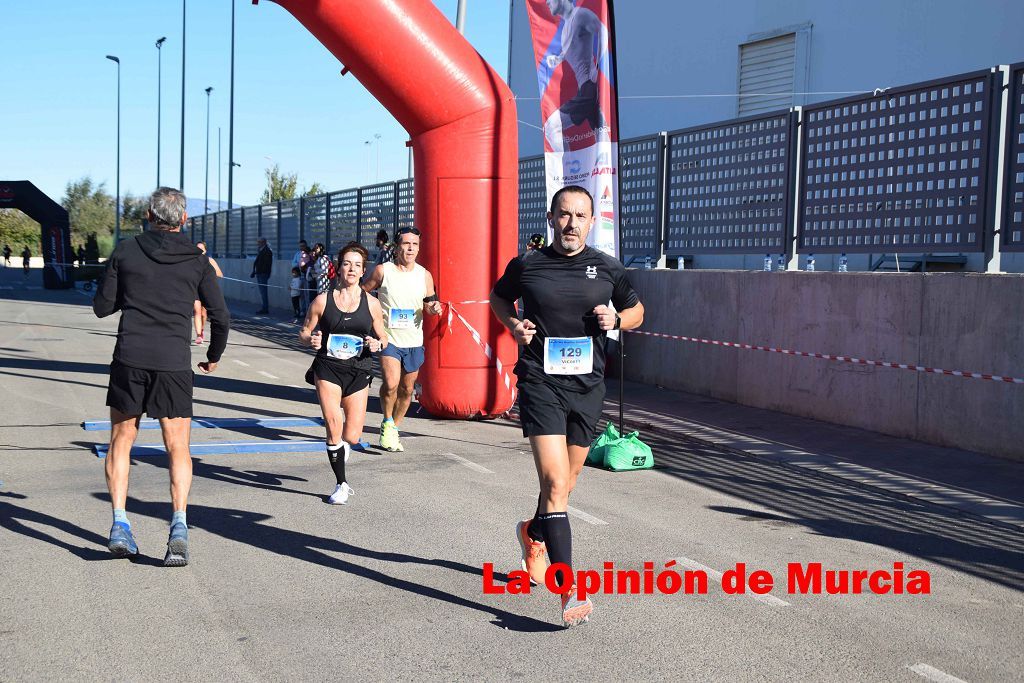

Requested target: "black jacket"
[
  {"left": 93, "top": 230, "right": 229, "bottom": 371},
  {"left": 252, "top": 245, "right": 273, "bottom": 276}
]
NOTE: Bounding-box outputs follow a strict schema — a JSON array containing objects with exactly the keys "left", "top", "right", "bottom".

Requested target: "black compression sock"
[
  {"left": 537, "top": 511, "right": 572, "bottom": 587},
  {"left": 527, "top": 495, "right": 545, "bottom": 542},
  {"left": 327, "top": 443, "right": 347, "bottom": 485}
]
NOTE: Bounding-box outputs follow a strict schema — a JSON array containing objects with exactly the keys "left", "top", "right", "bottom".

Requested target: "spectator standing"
[{"left": 251, "top": 237, "right": 273, "bottom": 314}]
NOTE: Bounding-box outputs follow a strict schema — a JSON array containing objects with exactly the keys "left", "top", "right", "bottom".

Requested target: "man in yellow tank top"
[{"left": 362, "top": 227, "right": 442, "bottom": 451}]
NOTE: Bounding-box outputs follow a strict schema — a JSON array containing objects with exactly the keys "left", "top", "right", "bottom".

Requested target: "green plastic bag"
[{"left": 587, "top": 422, "right": 654, "bottom": 471}]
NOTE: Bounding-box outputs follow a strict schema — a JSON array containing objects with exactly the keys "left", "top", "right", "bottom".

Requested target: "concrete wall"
[{"left": 623, "top": 270, "right": 1024, "bottom": 460}]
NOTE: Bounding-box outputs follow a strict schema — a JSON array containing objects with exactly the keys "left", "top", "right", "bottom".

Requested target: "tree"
[
  {"left": 61, "top": 177, "right": 114, "bottom": 252},
  {"left": 0, "top": 209, "right": 40, "bottom": 254},
  {"left": 304, "top": 182, "right": 326, "bottom": 197},
  {"left": 260, "top": 164, "right": 299, "bottom": 203}
]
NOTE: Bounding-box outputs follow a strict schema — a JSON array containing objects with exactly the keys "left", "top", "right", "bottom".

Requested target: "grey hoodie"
[{"left": 94, "top": 230, "right": 229, "bottom": 372}]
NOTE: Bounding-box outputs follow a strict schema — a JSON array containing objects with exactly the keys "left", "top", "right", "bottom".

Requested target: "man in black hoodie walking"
[{"left": 93, "top": 187, "right": 229, "bottom": 567}]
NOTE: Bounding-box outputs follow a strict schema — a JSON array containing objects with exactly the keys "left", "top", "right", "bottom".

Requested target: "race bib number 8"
[
  {"left": 543, "top": 337, "right": 593, "bottom": 375},
  {"left": 389, "top": 308, "right": 415, "bottom": 329},
  {"left": 326, "top": 334, "right": 363, "bottom": 361}
]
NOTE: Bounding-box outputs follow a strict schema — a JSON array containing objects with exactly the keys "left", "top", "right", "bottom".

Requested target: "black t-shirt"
[{"left": 492, "top": 245, "right": 640, "bottom": 392}]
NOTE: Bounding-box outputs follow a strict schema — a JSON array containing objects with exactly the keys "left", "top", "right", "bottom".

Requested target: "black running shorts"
[
  {"left": 517, "top": 380, "right": 605, "bottom": 447},
  {"left": 106, "top": 360, "right": 194, "bottom": 419},
  {"left": 309, "top": 358, "right": 372, "bottom": 395}
]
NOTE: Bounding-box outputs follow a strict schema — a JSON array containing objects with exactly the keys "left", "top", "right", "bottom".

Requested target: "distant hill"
[{"left": 186, "top": 199, "right": 237, "bottom": 217}]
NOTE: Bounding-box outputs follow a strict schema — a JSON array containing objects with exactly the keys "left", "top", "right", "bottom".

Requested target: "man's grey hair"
[{"left": 149, "top": 187, "right": 187, "bottom": 229}]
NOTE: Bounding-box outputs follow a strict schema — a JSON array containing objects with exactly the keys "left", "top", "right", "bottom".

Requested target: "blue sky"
[{"left": 0, "top": 1, "right": 513, "bottom": 209}]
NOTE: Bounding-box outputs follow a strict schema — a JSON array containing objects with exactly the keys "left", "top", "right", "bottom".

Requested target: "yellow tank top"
[{"left": 379, "top": 262, "right": 427, "bottom": 348}]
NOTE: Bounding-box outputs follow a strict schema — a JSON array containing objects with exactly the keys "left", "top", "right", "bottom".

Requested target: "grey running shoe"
[
  {"left": 163, "top": 522, "right": 189, "bottom": 567},
  {"left": 108, "top": 522, "right": 139, "bottom": 558},
  {"left": 561, "top": 592, "right": 593, "bottom": 628}
]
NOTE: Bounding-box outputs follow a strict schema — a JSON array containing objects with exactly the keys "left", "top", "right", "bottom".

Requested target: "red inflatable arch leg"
[{"left": 257, "top": 0, "right": 519, "bottom": 418}]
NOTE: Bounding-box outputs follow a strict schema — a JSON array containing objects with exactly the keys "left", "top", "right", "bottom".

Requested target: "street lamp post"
[
  {"left": 106, "top": 55, "right": 121, "bottom": 244},
  {"left": 179, "top": 1, "right": 186, "bottom": 190},
  {"left": 227, "top": 0, "right": 236, "bottom": 214},
  {"left": 456, "top": 0, "right": 467, "bottom": 33},
  {"left": 204, "top": 86, "right": 213, "bottom": 215},
  {"left": 156, "top": 37, "right": 166, "bottom": 188},
  {"left": 374, "top": 133, "right": 382, "bottom": 182}
]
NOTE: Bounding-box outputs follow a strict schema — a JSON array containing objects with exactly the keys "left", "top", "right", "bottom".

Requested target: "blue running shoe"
[
  {"left": 163, "top": 522, "right": 189, "bottom": 567},
  {"left": 108, "top": 522, "right": 139, "bottom": 558}
]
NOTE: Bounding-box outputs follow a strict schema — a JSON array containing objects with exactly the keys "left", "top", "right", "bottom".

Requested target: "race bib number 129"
[{"left": 543, "top": 337, "right": 593, "bottom": 375}]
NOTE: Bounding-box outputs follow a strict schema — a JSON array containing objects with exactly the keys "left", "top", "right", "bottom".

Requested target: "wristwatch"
[{"left": 613, "top": 313, "right": 622, "bottom": 330}]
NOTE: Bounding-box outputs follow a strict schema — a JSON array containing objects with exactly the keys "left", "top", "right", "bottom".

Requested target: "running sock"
[
  {"left": 527, "top": 495, "right": 545, "bottom": 543},
  {"left": 171, "top": 510, "right": 187, "bottom": 528},
  {"left": 113, "top": 509, "right": 129, "bottom": 527},
  {"left": 382, "top": 417, "right": 395, "bottom": 426},
  {"left": 537, "top": 511, "right": 572, "bottom": 587},
  {"left": 327, "top": 442, "right": 348, "bottom": 485}
]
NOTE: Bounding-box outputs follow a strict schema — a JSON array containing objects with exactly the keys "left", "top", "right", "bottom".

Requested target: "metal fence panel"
[
  {"left": 279, "top": 199, "right": 301, "bottom": 254},
  {"left": 242, "top": 206, "right": 260, "bottom": 255},
  {"left": 303, "top": 193, "right": 328, "bottom": 251},
  {"left": 518, "top": 155, "right": 546, "bottom": 253},
  {"left": 1003, "top": 62, "right": 1024, "bottom": 252},
  {"left": 665, "top": 110, "right": 792, "bottom": 255},
  {"left": 397, "top": 178, "right": 415, "bottom": 232},
  {"left": 359, "top": 182, "right": 397, "bottom": 245},
  {"left": 620, "top": 134, "right": 663, "bottom": 261},
  {"left": 213, "top": 211, "right": 228, "bottom": 257},
  {"left": 329, "top": 189, "right": 359, "bottom": 248},
  {"left": 799, "top": 69, "right": 997, "bottom": 253},
  {"left": 259, "top": 203, "right": 280, "bottom": 254},
  {"left": 226, "top": 208, "right": 243, "bottom": 256}
]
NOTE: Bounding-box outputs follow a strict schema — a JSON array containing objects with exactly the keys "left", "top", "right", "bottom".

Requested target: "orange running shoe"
[
  {"left": 515, "top": 519, "right": 548, "bottom": 586},
  {"left": 560, "top": 590, "right": 593, "bottom": 628}
]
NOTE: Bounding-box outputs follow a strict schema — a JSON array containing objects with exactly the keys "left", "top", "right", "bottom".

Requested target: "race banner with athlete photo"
[{"left": 525, "top": 0, "right": 620, "bottom": 258}]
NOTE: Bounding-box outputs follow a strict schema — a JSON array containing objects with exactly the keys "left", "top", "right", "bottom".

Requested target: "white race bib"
[
  {"left": 543, "top": 337, "right": 593, "bottom": 375},
  {"left": 326, "top": 334, "right": 363, "bottom": 361},
  {"left": 388, "top": 308, "right": 415, "bottom": 330}
]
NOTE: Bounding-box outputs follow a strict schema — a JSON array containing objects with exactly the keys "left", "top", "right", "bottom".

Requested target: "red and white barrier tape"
[
  {"left": 626, "top": 330, "right": 1024, "bottom": 384},
  {"left": 442, "top": 303, "right": 518, "bottom": 405}
]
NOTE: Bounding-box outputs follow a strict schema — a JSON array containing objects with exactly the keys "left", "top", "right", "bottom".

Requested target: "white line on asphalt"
[
  {"left": 232, "top": 360, "right": 251, "bottom": 367},
  {"left": 445, "top": 453, "right": 494, "bottom": 474},
  {"left": 673, "top": 556, "right": 790, "bottom": 606},
  {"left": 908, "top": 664, "right": 967, "bottom": 683},
  {"left": 258, "top": 371, "right": 279, "bottom": 379}
]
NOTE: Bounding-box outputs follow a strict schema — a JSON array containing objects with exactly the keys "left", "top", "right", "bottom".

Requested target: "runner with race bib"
[
  {"left": 300, "top": 242, "right": 389, "bottom": 505},
  {"left": 362, "top": 227, "right": 443, "bottom": 452},
  {"left": 489, "top": 185, "right": 645, "bottom": 627}
]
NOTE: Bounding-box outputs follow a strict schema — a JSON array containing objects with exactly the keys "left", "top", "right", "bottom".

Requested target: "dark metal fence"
[
  {"left": 799, "top": 69, "right": 998, "bottom": 253},
  {"left": 665, "top": 112, "right": 794, "bottom": 256},
  {"left": 188, "top": 65, "right": 1020, "bottom": 265}
]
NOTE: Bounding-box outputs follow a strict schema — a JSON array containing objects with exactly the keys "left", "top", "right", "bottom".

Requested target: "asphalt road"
[{"left": 1, "top": 269, "right": 1022, "bottom": 681}]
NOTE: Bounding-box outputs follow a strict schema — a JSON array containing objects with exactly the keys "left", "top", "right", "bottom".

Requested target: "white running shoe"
[{"left": 327, "top": 482, "right": 354, "bottom": 505}]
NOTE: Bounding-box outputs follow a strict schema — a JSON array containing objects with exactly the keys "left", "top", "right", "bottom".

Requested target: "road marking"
[
  {"left": 232, "top": 359, "right": 251, "bottom": 367},
  {"left": 258, "top": 371, "right": 279, "bottom": 379},
  {"left": 445, "top": 452, "right": 494, "bottom": 474},
  {"left": 673, "top": 556, "right": 790, "bottom": 606},
  {"left": 908, "top": 664, "right": 967, "bottom": 683}
]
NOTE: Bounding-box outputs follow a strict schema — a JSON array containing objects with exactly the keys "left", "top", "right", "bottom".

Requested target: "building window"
[{"left": 738, "top": 23, "right": 812, "bottom": 116}]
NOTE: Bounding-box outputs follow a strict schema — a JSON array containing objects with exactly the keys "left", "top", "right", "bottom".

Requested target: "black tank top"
[{"left": 316, "top": 287, "right": 374, "bottom": 370}]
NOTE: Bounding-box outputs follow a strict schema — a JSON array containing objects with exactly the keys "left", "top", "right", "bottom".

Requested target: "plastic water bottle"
[
  {"left": 777, "top": 254, "right": 786, "bottom": 271},
  {"left": 644, "top": 256, "right": 652, "bottom": 270},
  {"left": 763, "top": 254, "right": 772, "bottom": 271},
  {"left": 806, "top": 254, "right": 815, "bottom": 272},
  {"left": 839, "top": 253, "right": 848, "bottom": 272}
]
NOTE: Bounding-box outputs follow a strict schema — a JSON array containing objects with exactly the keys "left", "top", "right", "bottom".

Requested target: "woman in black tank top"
[{"left": 299, "top": 242, "right": 389, "bottom": 505}]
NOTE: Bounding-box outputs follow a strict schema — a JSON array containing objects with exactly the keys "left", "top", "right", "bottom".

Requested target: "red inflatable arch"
[{"left": 258, "top": 0, "right": 518, "bottom": 418}]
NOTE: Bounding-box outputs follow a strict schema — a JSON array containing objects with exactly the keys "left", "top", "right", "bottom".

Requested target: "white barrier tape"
[
  {"left": 626, "top": 330, "right": 1024, "bottom": 384},
  {"left": 444, "top": 303, "right": 517, "bottom": 405},
  {"left": 220, "top": 275, "right": 290, "bottom": 290}
]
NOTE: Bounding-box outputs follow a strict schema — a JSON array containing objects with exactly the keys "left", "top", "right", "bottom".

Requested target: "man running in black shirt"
[
  {"left": 490, "top": 185, "right": 644, "bottom": 627},
  {"left": 93, "top": 187, "right": 229, "bottom": 567}
]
